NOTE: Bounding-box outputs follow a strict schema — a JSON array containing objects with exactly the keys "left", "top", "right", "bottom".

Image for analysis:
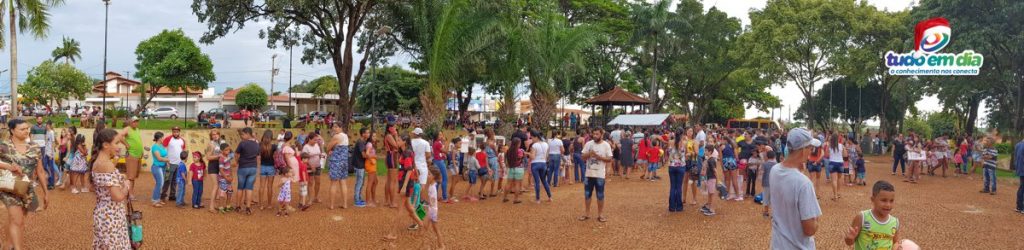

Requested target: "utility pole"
[
  {"left": 288, "top": 47, "right": 293, "bottom": 115},
  {"left": 270, "top": 54, "right": 279, "bottom": 109},
  {"left": 101, "top": 0, "right": 111, "bottom": 113}
]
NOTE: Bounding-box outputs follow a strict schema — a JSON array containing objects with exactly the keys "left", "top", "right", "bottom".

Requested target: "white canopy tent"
[{"left": 606, "top": 114, "right": 670, "bottom": 127}]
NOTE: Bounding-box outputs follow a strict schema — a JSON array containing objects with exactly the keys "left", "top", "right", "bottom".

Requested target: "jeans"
[
  {"left": 668, "top": 167, "right": 685, "bottom": 211},
  {"left": 151, "top": 165, "right": 164, "bottom": 202},
  {"left": 584, "top": 177, "right": 605, "bottom": 200},
  {"left": 354, "top": 169, "right": 366, "bottom": 203},
  {"left": 43, "top": 155, "right": 58, "bottom": 187},
  {"left": 161, "top": 167, "right": 178, "bottom": 201},
  {"left": 892, "top": 154, "right": 906, "bottom": 174},
  {"left": 547, "top": 154, "right": 561, "bottom": 187},
  {"left": 1016, "top": 176, "right": 1024, "bottom": 211},
  {"left": 983, "top": 168, "right": 997, "bottom": 192},
  {"left": 961, "top": 154, "right": 970, "bottom": 173},
  {"left": 531, "top": 162, "right": 551, "bottom": 201},
  {"left": 434, "top": 160, "right": 449, "bottom": 200},
  {"left": 192, "top": 180, "right": 204, "bottom": 207},
  {"left": 175, "top": 180, "right": 187, "bottom": 206},
  {"left": 573, "top": 153, "right": 585, "bottom": 182},
  {"left": 746, "top": 168, "right": 758, "bottom": 196}
]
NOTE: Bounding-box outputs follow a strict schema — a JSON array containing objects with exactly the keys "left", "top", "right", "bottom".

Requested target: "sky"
[{"left": 1, "top": 0, "right": 976, "bottom": 126}]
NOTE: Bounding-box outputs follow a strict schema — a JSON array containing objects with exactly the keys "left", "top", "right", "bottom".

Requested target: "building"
[{"left": 83, "top": 72, "right": 214, "bottom": 117}]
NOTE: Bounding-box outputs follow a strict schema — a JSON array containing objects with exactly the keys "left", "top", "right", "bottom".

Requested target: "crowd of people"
[{"left": 3, "top": 113, "right": 1023, "bottom": 249}]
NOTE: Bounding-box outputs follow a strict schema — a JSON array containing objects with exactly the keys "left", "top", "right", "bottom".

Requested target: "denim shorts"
[
  {"left": 648, "top": 162, "right": 659, "bottom": 172},
  {"left": 465, "top": 169, "right": 478, "bottom": 184},
  {"left": 508, "top": 168, "right": 525, "bottom": 180},
  {"left": 828, "top": 161, "right": 844, "bottom": 174},
  {"left": 807, "top": 161, "right": 822, "bottom": 173},
  {"left": 237, "top": 167, "right": 258, "bottom": 190},
  {"left": 722, "top": 158, "right": 737, "bottom": 171},
  {"left": 584, "top": 177, "right": 606, "bottom": 200},
  {"left": 260, "top": 164, "right": 276, "bottom": 177}
]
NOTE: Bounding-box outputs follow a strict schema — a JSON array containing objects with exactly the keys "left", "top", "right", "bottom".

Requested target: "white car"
[{"left": 148, "top": 107, "right": 179, "bottom": 119}]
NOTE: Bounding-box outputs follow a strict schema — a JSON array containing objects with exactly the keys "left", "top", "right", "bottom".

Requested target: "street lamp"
[
  {"left": 270, "top": 54, "right": 279, "bottom": 109},
  {"left": 101, "top": 0, "right": 111, "bottom": 113}
]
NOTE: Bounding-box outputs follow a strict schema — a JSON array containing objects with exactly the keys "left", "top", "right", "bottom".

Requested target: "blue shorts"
[
  {"left": 828, "top": 161, "right": 844, "bottom": 174},
  {"left": 465, "top": 169, "right": 478, "bottom": 184},
  {"left": 237, "top": 167, "right": 258, "bottom": 190},
  {"left": 648, "top": 162, "right": 659, "bottom": 172},
  {"left": 722, "top": 158, "right": 738, "bottom": 171},
  {"left": 260, "top": 164, "right": 276, "bottom": 177},
  {"left": 584, "top": 177, "right": 606, "bottom": 200},
  {"left": 806, "top": 161, "right": 822, "bottom": 173}
]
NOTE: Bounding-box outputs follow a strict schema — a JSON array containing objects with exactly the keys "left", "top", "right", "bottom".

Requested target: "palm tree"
[
  {"left": 1, "top": 0, "right": 65, "bottom": 114},
  {"left": 516, "top": 8, "right": 599, "bottom": 131},
  {"left": 51, "top": 36, "right": 80, "bottom": 64},
  {"left": 630, "top": 0, "right": 671, "bottom": 112}
]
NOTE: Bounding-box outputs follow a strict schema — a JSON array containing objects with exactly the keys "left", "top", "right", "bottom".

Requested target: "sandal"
[
  {"left": 503, "top": 199, "right": 510, "bottom": 203},
  {"left": 577, "top": 216, "right": 589, "bottom": 221},
  {"left": 597, "top": 216, "right": 608, "bottom": 223},
  {"left": 513, "top": 200, "right": 522, "bottom": 204}
]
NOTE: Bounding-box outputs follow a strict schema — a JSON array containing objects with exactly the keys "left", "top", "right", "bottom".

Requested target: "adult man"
[
  {"left": 352, "top": 128, "right": 369, "bottom": 207},
  {"left": 1014, "top": 138, "right": 1024, "bottom": 214},
  {"left": 43, "top": 121, "right": 58, "bottom": 189},
  {"left": 411, "top": 128, "right": 432, "bottom": 198},
  {"left": 609, "top": 126, "right": 623, "bottom": 176},
  {"left": 580, "top": 129, "right": 613, "bottom": 223},
  {"left": 30, "top": 117, "right": 48, "bottom": 187},
  {"left": 161, "top": 126, "right": 186, "bottom": 201},
  {"left": 619, "top": 130, "right": 635, "bottom": 178},
  {"left": 766, "top": 128, "right": 822, "bottom": 249},
  {"left": 119, "top": 117, "right": 144, "bottom": 196},
  {"left": 891, "top": 134, "right": 907, "bottom": 176},
  {"left": 695, "top": 125, "right": 708, "bottom": 179},
  {"left": 0, "top": 102, "right": 9, "bottom": 127}
]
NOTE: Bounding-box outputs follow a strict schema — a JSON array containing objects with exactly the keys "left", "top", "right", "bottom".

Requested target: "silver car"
[{"left": 149, "top": 107, "right": 179, "bottom": 119}]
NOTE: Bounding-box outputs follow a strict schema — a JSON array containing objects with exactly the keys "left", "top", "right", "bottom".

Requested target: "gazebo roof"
[{"left": 585, "top": 86, "right": 651, "bottom": 106}]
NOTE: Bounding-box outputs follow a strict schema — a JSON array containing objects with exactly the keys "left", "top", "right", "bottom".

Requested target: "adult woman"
[
  {"left": 234, "top": 127, "right": 261, "bottom": 215},
  {"left": 204, "top": 130, "right": 225, "bottom": 210},
  {"left": 258, "top": 129, "right": 278, "bottom": 210},
  {"left": 529, "top": 130, "right": 551, "bottom": 203},
  {"left": 91, "top": 128, "right": 131, "bottom": 249},
  {"left": 150, "top": 132, "right": 169, "bottom": 207},
  {"left": 682, "top": 129, "right": 699, "bottom": 206},
  {"left": 280, "top": 131, "right": 299, "bottom": 210},
  {"left": 383, "top": 124, "right": 402, "bottom": 208},
  {"left": 667, "top": 133, "right": 686, "bottom": 212},
  {"left": 826, "top": 135, "right": 845, "bottom": 200},
  {"left": 502, "top": 138, "right": 525, "bottom": 204},
  {"left": 325, "top": 122, "right": 351, "bottom": 209},
  {"left": 0, "top": 119, "right": 50, "bottom": 249},
  {"left": 302, "top": 132, "right": 325, "bottom": 205}
]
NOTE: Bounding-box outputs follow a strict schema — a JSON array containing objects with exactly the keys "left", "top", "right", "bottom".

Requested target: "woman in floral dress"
[
  {"left": 91, "top": 128, "right": 132, "bottom": 249},
  {"left": 0, "top": 119, "right": 50, "bottom": 249}
]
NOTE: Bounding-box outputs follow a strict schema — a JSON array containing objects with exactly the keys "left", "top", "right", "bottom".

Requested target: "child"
[
  {"left": 364, "top": 132, "right": 379, "bottom": 207},
  {"left": 647, "top": 140, "right": 662, "bottom": 182},
  {"left": 759, "top": 151, "right": 777, "bottom": 217},
  {"left": 475, "top": 142, "right": 490, "bottom": 200},
  {"left": 190, "top": 151, "right": 206, "bottom": 209},
  {"left": 980, "top": 137, "right": 998, "bottom": 195},
  {"left": 426, "top": 167, "right": 445, "bottom": 249},
  {"left": 277, "top": 167, "right": 294, "bottom": 217},
  {"left": 298, "top": 152, "right": 311, "bottom": 210},
  {"left": 69, "top": 134, "right": 89, "bottom": 193},
  {"left": 844, "top": 180, "right": 900, "bottom": 250},
  {"left": 855, "top": 149, "right": 867, "bottom": 186},
  {"left": 702, "top": 144, "right": 720, "bottom": 216},
  {"left": 462, "top": 147, "right": 480, "bottom": 201},
  {"left": 496, "top": 143, "right": 508, "bottom": 194},
  {"left": 212, "top": 143, "right": 234, "bottom": 213},
  {"left": 175, "top": 151, "right": 190, "bottom": 208}
]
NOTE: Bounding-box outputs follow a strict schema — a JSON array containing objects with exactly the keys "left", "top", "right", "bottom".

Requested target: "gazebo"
[{"left": 584, "top": 86, "right": 651, "bottom": 127}]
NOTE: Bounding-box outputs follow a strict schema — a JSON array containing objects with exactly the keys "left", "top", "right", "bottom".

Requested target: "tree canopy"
[
  {"left": 21, "top": 60, "right": 91, "bottom": 108},
  {"left": 133, "top": 29, "right": 216, "bottom": 114},
  {"left": 236, "top": 83, "right": 268, "bottom": 111}
]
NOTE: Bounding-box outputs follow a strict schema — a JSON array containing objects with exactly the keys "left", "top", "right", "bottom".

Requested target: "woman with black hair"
[
  {"left": 0, "top": 119, "right": 51, "bottom": 249},
  {"left": 91, "top": 128, "right": 131, "bottom": 249}
]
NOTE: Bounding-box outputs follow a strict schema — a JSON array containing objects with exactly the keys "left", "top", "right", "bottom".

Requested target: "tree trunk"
[
  {"left": 1015, "top": 72, "right": 1024, "bottom": 134},
  {"left": 497, "top": 87, "right": 517, "bottom": 136},
  {"left": 529, "top": 77, "right": 558, "bottom": 131},
  {"left": 10, "top": 11, "right": 19, "bottom": 116},
  {"left": 966, "top": 95, "right": 981, "bottom": 137},
  {"left": 457, "top": 86, "right": 472, "bottom": 124},
  {"left": 419, "top": 82, "right": 446, "bottom": 132}
]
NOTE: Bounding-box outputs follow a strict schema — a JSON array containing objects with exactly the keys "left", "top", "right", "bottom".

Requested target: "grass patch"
[{"left": 43, "top": 116, "right": 197, "bottom": 130}]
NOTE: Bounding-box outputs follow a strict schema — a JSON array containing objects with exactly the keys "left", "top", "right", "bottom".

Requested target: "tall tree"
[
  {"left": 839, "top": 5, "right": 910, "bottom": 138},
  {"left": 51, "top": 36, "right": 80, "bottom": 64},
  {"left": 133, "top": 29, "right": 216, "bottom": 114},
  {"left": 629, "top": 0, "right": 671, "bottom": 112},
  {"left": 192, "top": 0, "right": 379, "bottom": 131},
  {"left": 357, "top": 66, "right": 424, "bottom": 114},
  {"left": 556, "top": 0, "right": 635, "bottom": 105},
  {"left": 21, "top": 60, "right": 90, "bottom": 108},
  {"left": 744, "top": 0, "right": 857, "bottom": 129},
  {"left": 2, "top": 0, "right": 64, "bottom": 114},
  {"left": 235, "top": 83, "right": 268, "bottom": 110}
]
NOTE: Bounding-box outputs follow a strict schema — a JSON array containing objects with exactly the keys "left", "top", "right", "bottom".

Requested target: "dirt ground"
[{"left": 10, "top": 156, "right": 1024, "bottom": 249}]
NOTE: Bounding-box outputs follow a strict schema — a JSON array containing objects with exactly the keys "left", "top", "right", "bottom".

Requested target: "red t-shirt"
[
  {"left": 297, "top": 156, "right": 308, "bottom": 182},
  {"left": 432, "top": 140, "right": 445, "bottom": 161},
  {"left": 189, "top": 163, "right": 205, "bottom": 181},
  {"left": 475, "top": 151, "right": 487, "bottom": 167},
  {"left": 959, "top": 143, "right": 968, "bottom": 155},
  {"left": 647, "top": 146, "right": 661, "bottom": 162}
]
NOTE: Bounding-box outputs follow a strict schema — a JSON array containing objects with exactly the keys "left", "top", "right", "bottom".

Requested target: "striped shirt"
[{"left": 983, "top": 147, "right": 998, "bottom": 169}]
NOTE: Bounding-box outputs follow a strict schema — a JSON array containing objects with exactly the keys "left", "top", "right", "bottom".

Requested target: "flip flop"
[
  {"left": 597, "top": 216, "right": 608, "bottom": 223},
  {"left": 577, "top": 216, "right": 589, "bottom": 221}
]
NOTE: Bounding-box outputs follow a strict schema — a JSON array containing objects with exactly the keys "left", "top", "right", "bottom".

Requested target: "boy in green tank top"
[{"left": 845, "top": 180, "right": 900, "bottom": 250}]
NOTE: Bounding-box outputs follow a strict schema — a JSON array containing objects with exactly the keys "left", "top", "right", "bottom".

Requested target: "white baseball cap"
[
  {"left": 413, "top": 127, "right": 424, "bottom": 135},
  {"left": 787, "top": 128, "right": 822, "bottom": 150}
]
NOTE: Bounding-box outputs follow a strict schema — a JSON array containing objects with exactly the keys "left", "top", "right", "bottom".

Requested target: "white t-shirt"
[
  {"left": 609, "top": 130, "right": 622, "bottom": 143},
  {"left": 828, "top": 144, "right": 845, "bottom": 163},
  {"left": 531, "top": 141, "right": 549, "bottom": 163},
  {"left": 767, "top": 164, "right": 822, "bottom": 250},
  {"left": 695, "top": 130, "right": 707, "bottom": 145},
  {"left": 427, "top": 182, "right": 439, "bottom": 221},
  {"left": 460, "top": 136, "right": 470, "bottom": 153},
  {"left": 167, "top": 137, "right": 185, "bottom": 165},
  {"left": 0, "top": 104, "right": 8, "bottom": 116},
  {"left": 582, "top": 140, "right": 613, "bottom": 178},
  {"left": 547, "top": 138, "right": 563, "bottom": 155},
  {"left": 411, "top": 138, "right": 432, "bottom": 184},
  {"left": 337, "top": 132, "right": 350, "bottom": 146}
]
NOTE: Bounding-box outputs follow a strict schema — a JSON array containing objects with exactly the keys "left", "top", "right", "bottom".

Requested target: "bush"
[{"left": 994, "top": 143, "right": 1012, "bottom": 154}]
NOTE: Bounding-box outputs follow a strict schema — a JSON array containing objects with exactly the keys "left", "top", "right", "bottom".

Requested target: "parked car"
[
  {"left": 31, "top": 105, "right": 50, "bottom": 116},
  {"left": 148, "top": 107, "right": 179, "bottom": 119},
  {"left": 353, "top": 113, "right": 373, "bottom": 123},
  {"left": 307, "top": 111, "right": 329, "bottom": 119},
  {"left": 262, "top": 109, "right": 287, "bottom": 120},
  {"left": 206, "top": 108, "right": 228, "bottom": 119}
]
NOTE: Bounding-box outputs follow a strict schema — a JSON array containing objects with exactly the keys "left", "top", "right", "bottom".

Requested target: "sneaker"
[
  {"left": 702, "top": 209, "right": 716, "bottom": 216},
  {"left": 70, "top": 188, "right": 79, "bottom": 194},
  {"left": 355, "top": 201, "right": 366, "bottom": 207},
  {"left": 699, "top": 205, "right": 711, "bottom": 214}
]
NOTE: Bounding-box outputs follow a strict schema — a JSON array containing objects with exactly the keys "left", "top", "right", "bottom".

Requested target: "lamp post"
[
  {"left": 101, "top": 0, "right": 110, "bottom": 112},
  {"left": 270, "top": 54, "right": 279, "bottom": 110}
]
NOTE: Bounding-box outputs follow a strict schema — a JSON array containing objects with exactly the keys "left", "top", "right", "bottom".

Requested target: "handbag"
[
  {"left": 126, "top": 200, "right": 144, "bottom": 249},
  {"left": 0, "top": 168, "right": 32, "bottom": 199}
]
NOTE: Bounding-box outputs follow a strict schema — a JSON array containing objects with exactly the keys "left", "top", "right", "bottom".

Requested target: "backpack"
[{"left": 273, "top": 145, "right": 289, "bottom": 174}]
